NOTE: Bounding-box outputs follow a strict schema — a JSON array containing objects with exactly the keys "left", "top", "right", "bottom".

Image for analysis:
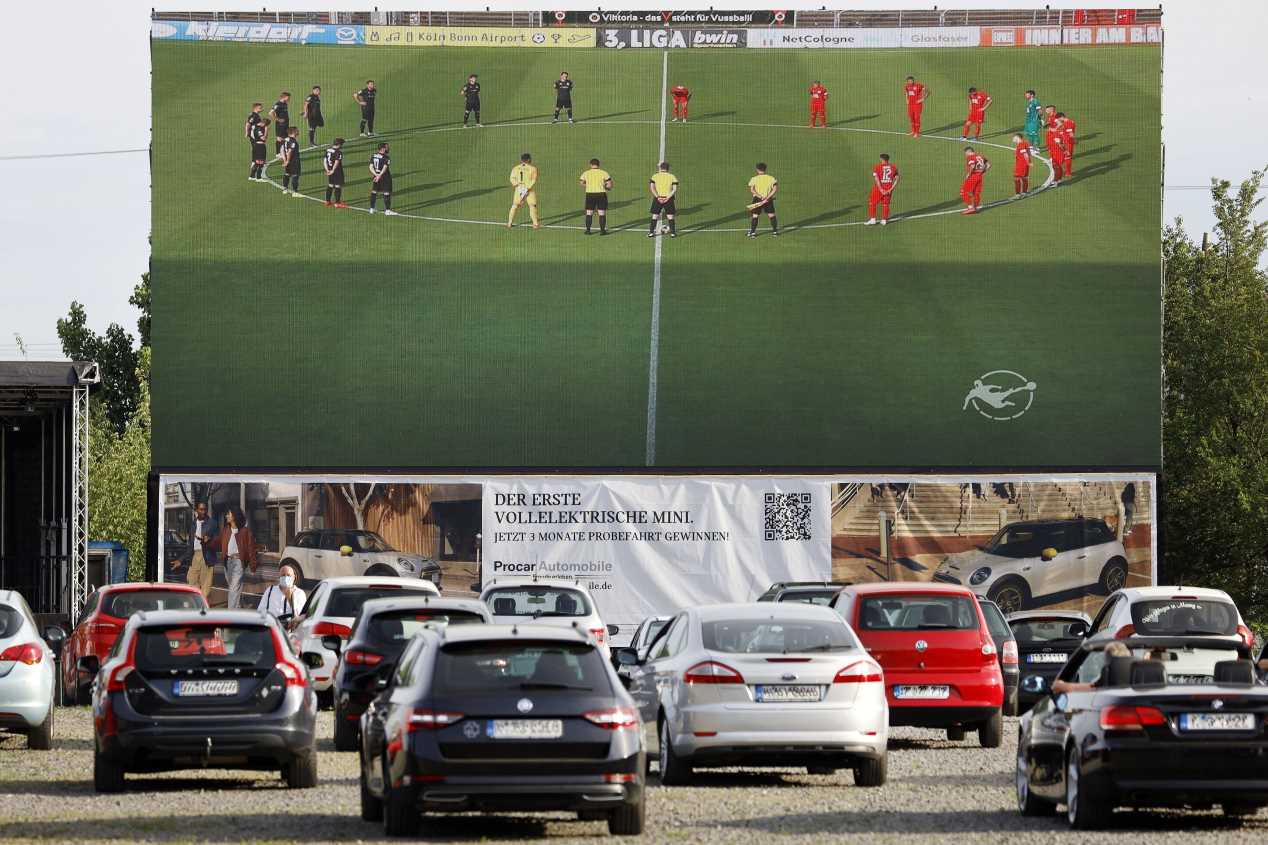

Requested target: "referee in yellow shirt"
[
  {"left": 747, "top": 162, "right": 779, "bottom": 238},
  {"left": 648, "top": 162, "right": 678, "bottom": 238},
  {"left": 507, "top": 152, "right": 540, "bottom": 229},
  {"left": 579, "top": 158, "right": 614, "bottom": 235}
]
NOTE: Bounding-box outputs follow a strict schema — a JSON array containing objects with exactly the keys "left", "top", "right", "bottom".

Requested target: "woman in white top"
[{"left": 258, "top": 563, "right": 307, "bottom": 624}]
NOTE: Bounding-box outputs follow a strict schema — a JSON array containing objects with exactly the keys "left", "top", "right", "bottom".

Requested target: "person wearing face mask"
[{"left": 258, "top": 563, "right": 307, "bottom": 623}]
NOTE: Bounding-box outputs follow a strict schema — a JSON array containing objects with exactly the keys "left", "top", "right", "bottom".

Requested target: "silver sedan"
[
  {"left": 0, "top": 589, "right": 65, "bottom": 749},
  {"left": 616, "top": 602, "right": 888, "bottom": 786}
]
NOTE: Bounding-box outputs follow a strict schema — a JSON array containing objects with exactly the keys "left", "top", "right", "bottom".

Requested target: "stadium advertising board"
[
  {"left": 365, "top": 25, "right": 597, "bottom": 47},
  {"left": 151, "top": 20, "right": 364, "bottom": 45},
  {"left": 547, "top": 10, "right": 792, "bottom": 26},
  {"left": 151, "top": 14, "right": 1162, "bottom": 471},
  {"left": 158, "top": 474, "right": 1154, "bottom": 641},
  {"left": 747, "top": 27, "right": 980, "bottom": 49},
  {"left": 982, "top": 24, "right": 1163, "bottom": 47}
]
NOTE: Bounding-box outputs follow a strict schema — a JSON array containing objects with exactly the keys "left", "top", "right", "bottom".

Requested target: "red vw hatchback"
[
  {"left": 61, "top": 582, "right": 206, "bottom": 704},
  {"left": 831, "top": 582, "right": 1004, "bottom": 747}
]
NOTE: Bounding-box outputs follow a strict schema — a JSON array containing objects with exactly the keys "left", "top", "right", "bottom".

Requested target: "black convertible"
[{"left": 1016, "top": 636, "right": 1268, "bottom": 828}]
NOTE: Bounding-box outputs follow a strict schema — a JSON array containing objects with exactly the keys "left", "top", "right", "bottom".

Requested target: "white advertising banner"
[
  {"left": 481, "top": 477, "right": 831, "bottom": 642},
  {"left": 747, "top": 26, "right": 980, "bottom": 49}
]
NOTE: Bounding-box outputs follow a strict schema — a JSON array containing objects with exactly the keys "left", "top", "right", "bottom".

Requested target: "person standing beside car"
[
  {"left": 204, "top": 508, "right": 256, "bottom": 609},
  {"left": 258, "top": 563, "right": 306, "bottom": 626}
]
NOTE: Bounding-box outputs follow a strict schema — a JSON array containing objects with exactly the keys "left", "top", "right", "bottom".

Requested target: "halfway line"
[{"left": 646, "top": 50, "right": 669, "bottom": 467}]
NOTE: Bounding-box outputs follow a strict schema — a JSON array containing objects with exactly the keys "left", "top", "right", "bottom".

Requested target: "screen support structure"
[{"left": 69, "top": 382, "right": 90, "bottom": 619}]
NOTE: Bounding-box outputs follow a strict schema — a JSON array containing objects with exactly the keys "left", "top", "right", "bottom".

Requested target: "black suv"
[{"left": 756, "top": 581, "right": 851, "bottom": 605}]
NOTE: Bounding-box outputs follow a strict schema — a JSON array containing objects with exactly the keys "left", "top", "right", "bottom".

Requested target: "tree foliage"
[
  {"left": 1163, "top": 168, "right": 1268, "bottom": 624},
  {"left": 56, "top": 301, "right": 141, "bottom": 435}
]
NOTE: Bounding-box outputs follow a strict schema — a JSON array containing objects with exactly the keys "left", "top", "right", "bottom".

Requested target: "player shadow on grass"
[
  {"left": 926, "top": 120, "right": 968, "bottom": 135},
  {"left": 678, "top": 209, "right": 754, "bottom": 234},
  {"left": 581, "top": 108, "right": 651, "bottom": 122},
  {"left": 901, "top": 197, "right": 966, "bottom": 217},
  {"left": 786, "top": 205, "right": 862, "bottom": 229},
  {"left": 685, "top": 110, "right": 737, "bottom": 121},
  {"left": 394, "top": 185, "right": 505, "bottom": 212},
  {"left": 829, "top": 114, "right": 881, "bottom": 126},
  {"left": 1062, "top": 152, "right": 1132, "bottom": 185},
  {"left": 388, "top": 178, "right": 462, "bottom": 199},
  {"left": 539, "top": 197, "right": 644, "bottom": 226}
]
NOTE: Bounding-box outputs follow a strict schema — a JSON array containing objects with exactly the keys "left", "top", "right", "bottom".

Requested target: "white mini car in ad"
[{"left": 278, "top": 529, "right": 442, "bottom": 588}]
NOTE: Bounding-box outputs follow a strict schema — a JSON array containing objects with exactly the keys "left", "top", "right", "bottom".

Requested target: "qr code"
[{"left": 764, "top": 492, "right": 813, "bottom": 541}]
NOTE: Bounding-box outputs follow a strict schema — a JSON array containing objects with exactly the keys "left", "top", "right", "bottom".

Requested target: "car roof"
[
  {"left": 317, "top": 576, "right": 439, "bottom": 591},
  {"left": 129, "top": 608, "right": 276, "bottom": 627},
  {"left": 769, "top": 581, "right": 849, "bottom": 590},
  {"left": 846, "top": 581, "right": 977, "bottom": 597},
  {"left": 1006, "top": 609, "right": 1092, "bottom": 624},
  {"left": 694, "top": 602, "right": 844, "bottom": 623},
  {"left": 435, "top": 622, "right": 593, "bottom": 645},
  {"left": 1112, "top": 586, "right": 1235, "bottom": 602},
  {"left": 482, "top": 577, "right": 592, "bottom": 594},
  {"left": 358, "top": 596, "right": 489, "bottom": 617},
  {"left": 104, "top": 582, "right": 201, "bottom": 594}
]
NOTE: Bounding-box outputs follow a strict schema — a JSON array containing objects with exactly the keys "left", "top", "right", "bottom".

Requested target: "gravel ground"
[{"left": 1, "top": 707, "right": 1265, "bottom": 844}]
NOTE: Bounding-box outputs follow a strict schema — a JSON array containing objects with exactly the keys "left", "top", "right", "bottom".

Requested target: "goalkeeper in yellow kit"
[{"left": 507, "top": 152, "right": 540, "bottom": 229}]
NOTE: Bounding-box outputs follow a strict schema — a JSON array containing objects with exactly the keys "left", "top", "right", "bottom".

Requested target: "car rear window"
[
  {"left": 433, "top": 640, "right": 609, "bottom": 694},
  {"left": 366, "top": 608, "right": 485, "bottom": 648},
  {"left": 326, "top": 586, "right": 410, "bottom": 618},
  {"left": 1130, "top": 599, "right": 1238, "bottom": 636},
  {"left": 858, "top": 595, "right": 978, "bottom": 631},
  {"left": 778, "top": 590, "right": 837, "bottom": 606},
  {"left": 701, "top": 619, "right": 855, "bottom": 654},
  {"left": 102, "top": 590, "right": 204, "bottom": 618},
  {"left": 0, "top": 605, "right": 24, "bottom": 638},
  {"left": 1011, "top": 617, "right": 1086, "bottom": 643},
  {"left": 485, "top": 587, "right": 591, "bottom": 618},
  {"left": 135, "top": 624, "right": 275, "bottom": 671}
]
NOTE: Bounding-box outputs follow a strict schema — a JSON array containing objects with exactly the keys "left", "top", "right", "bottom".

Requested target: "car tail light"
[
  {"left": 1236, "top": 624, "right": 1253, "bottom": 647},
  {"left": 1114, "top": 624, "right": 1136, "bottom": 639},
  {"left": 312, "top": 621, "right": 352, "bottom": 638},
  {"left": 0, "top": 643, "right": 43, "bottom": 665},
  {"left": 344, "top": 649, "right": 383, "bottom": 666},
  {"left": 604, "top": 773, "right": 639, "bottom": 783},
  {"left": 86, "top": 621, "right": 121, "bottom": 637},
  {"left": 684, "top": 661, "right": 744, "bottom": 685},
  {"left": 270, "top": 628, "right": 307, "bottom": 687},
  {"left": 104, "top": 636, "right": 138, "bottom": 692},
  {"left": 1002, "top": 641, "right": 1019, "bottom": 666},
  {"left": 833, "top": 660, "right": 882, "bottom": 683},
  {"left": 589, "top": 627, "right": 607, "bottom": 645},
  {"left": 584, "top": 707, "right": 639, "bottom": 730},
  {"left": 404, "top": 707, "right": 464, "bottom": 732},
  {"left": 1099, "top": 704, "right": 1167, "bottom": 731}
]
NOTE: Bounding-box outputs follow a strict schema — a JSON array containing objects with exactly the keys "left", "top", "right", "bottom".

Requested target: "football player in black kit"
[
  {"left": 354, "top": 80, "right": 377, "bottom": 136},
  {"left": 368, "top": 142, "right": 396, "bottom": 215},
  {"left": 323, "top": 137, "right": 346, "bottom": 208},
  {"left": 553, "top": 71, "right": 574, "bottom": 124},
  {"left": 280, "top": 127, "right": 302, "bottom": 196},
  {"left": 303, "top": 85, "right": 324, "bottom": 146},
  {"left": 461, "top": 75, "right": 482, "bottom": 128},
  {"left": 246, "top": 103, "right": 268, "bottom": 181},
  {"left": 269, "top": 92, "right": 291, "bottom": 155}
]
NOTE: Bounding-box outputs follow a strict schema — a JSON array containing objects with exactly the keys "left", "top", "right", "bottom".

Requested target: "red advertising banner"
[{"left": 982, "top": 23, "right": 1161, "bottom": 47}]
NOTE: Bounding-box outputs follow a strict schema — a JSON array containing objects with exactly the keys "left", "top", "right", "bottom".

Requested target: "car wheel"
[
  {"left": 1065, "top": 746, "right": 1110, "bottom": 829},
  {"left": 382, "top": 770, "right": 421, "bottom": 837},
  {"left": 946, "top": 726, "right": 966, "bottom": 742},
  {"left": 27, "top": 700, "right": 54, "bottom": 750},
  {"left": 1016, "top": 734, "right": 1055, "bottom": 816},
  {"left": 854, "top": 754, "right": 887, "bottom": 787},
  {"left": 1098, "top": 557, "right": 1128, "bottom": 595},
  {"left": 987, "top": 578, "right": 1031, "bottom": 615},
  {"left": 359, "top": 759, "right": 383, "bottom": 822},
  {"left": 334, "top": 702, "right": 359, "bottom": 752},
  {"left": 657, "top": 718, "right": 691, "bottom": 785},
  {"left": 608, "top": 796, "right": 646, "bottom": 836},
  {"left": 93, "top": 749, "right": 125, "bottom": 793},
  {"left": 283, "top": 749, "right": 319, "bottom": 788},
  {"left": 806, "top": 765, "right": 836, "bottom": 775},
  {"left": 1221, "top": 802, "right": 1264, "bottom": 820},
  {"left": 979, "top": 709, "right": 1003, "bottom": 748}
]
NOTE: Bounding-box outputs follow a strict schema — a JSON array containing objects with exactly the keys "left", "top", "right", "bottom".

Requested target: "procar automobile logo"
[
  {"left": 962, "top": 370, "right": 1037, "bottom": 421},
  {"left": 517, "top": 697, "right": 534, "bottom": 713}
]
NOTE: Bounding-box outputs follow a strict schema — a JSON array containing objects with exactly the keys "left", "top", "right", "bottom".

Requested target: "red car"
[
  {"left": 830, "top": 582, "right": 1004, "bottom": 747},
  {"left": 61, "top": 582, "right": 206, "bottom": 704}
]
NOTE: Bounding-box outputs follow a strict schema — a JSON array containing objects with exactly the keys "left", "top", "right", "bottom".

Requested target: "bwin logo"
[{"left": 962, "top": 370, "right": 1037, "bottom": 421}]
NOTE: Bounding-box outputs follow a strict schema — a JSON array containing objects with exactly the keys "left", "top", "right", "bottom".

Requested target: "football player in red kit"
[
  {"left": 904, "top": 76, "right": 928, "bottom": 136},
  {"left": 866, "top": 153, "right": 900, "bottom": 225},
  {"left": 670, "top": 84, "right": 690, "bottom": 122},
  {"left": 1045, "top": 116, "right": 1069, "bottom": 184},
  {"left": 1012, "top": 133, "right": 1032, "bottom": 196},
  {"left": 961, "top": 87, "right": 992, "bottom": 141},
  {"left": 1058, "top": 111, "right": 1077, "bottom": 174},
  {"left": 808, "top": 81, "right": 828, "bottom": 128},
  {"left": 960, "top": 146, "right": 990, "bottom": 214}
]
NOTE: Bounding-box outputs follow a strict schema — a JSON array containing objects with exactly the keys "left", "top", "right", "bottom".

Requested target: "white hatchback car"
[
  {"left": 0, "top": 589, "right": 64, "bottom": 750},
  {"left": 479, "top": 577, "right": 618, "bottom": 658},
  {"left": 1085, "top": 586, "right": 1253, "bottom": 651},
  {"left": 279, "top": 529, "right": 443, "bottom": 588},
  {"left": 289, "top": 576, "right": 440, "bottom": 705},
  {"left": 932, "top": 517, "right": 1128, "bottom": 614}
]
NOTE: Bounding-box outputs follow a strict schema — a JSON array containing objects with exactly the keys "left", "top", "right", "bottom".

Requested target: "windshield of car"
[
  {"left": 0, "top": 604, "right": 24, "bottom": 638},
  {"left": 701, "top": 618, "right": 856, "bottom": 654},
  {"left": 434, "top": 640, "right": 610, "bottom": 693},
  {"left": 858, "top": 595, "right": 978, "bottom": 631},
  {"left": 348, "top": 531, "right": 394, "bottom": 553},
  {"left": 978, "top": 603, "right": 1011, "bottom": 638},
  {"left": 326, "top": 586, "right": 409, "bottom": 618},
  {"left": 484, "top": 587, "right": 591, "bottom": 618},
  {"left": 135, "top": 624, "right": 275, "bottom": 670},
  {"left": 1129, "top": 599, "right": 1238, "bottom": 636},
  {"left": 778, "top": 589, "right": 838, "bottom": 606},
  {"left": 102, "top": 590, "right": 204, "bottom": 618},
  {"left": 638, "top": 619, "right": 670, "bottom": 648},
  {"left": 366, "top": 608, "right": 486, "bottom": 650},
  {"left": 1011, "top": 617, "right": 1086, "bottom": 643},
  {"left": 982, "top": 525, "right": 1050, "bottom": 558}
]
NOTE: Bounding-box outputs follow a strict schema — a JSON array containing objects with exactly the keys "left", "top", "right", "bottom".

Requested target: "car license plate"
[
  {"left": 1026, "top": 653, "right": 1068, "bottom": 664},
  {"left": 1179, "top": 712, "right": 1255, "bottom": 731},
  {"left": 172, "top": 680, "right": 239, "bottom": 697},
  {"left": 755, "top": 684, "right": 822, "bottom": 703},
  {"left": 488, "top": 719, "right": 563, "bottom": 740},
  {"left": 1169, "top": 674, "right": 1214, "bottom": 685},
  {"left": 893, "top": 685, "right": 950, "bottom": 700}
]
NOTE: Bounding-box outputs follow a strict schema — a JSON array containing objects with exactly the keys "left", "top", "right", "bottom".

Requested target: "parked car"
[
  {"left": 290, "top": 576, "right": 441, "bottom": 708},
  {"left": 1007, "top": 610, "right": 1091, "bottom": 713},
  {"left": 611, "top": 615, "right": 672, "bottom": 680},
  {"left": 0, "top": 590, "right": 65, "bottom": 749},
  {"left": 61, "top": 582, "right": 206, "bottom": 704},
  {"left": 931, "top": 517, "right": 1128, "bottom": 614},
  {"left": 89, "top": 608, "right": 318, "bottom": 792},
  {"left": 830, "top": 582, "right": 1004, "bottom": 747},
  {"left": 619, "top": 602, "right": 887, "bottom": 786},
  {"left": 1085, "top": 586, "right": 1253, "bottom": 652},
  {"left": 977, "top": 599, "right": 1019, "bottom": 716},
  {"left": 755, "top": 581, "right": 851, "bottom": 605},
  {"left": 279, "top": 529, "right": 443, "bottom": 588},
  {"left": 480, "top": 577, "right": 617, "bottom": 658},
  {"left": 1016, "top": 636, "right": 1268, "bottom": 828},
  {"left": 326, "top": 594, "right": 491, "bottom": 751},
  {"left": 358, "top": 624, "right": 645, "bottom": 836}
]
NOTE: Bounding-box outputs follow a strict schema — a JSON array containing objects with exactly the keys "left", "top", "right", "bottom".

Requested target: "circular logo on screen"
[
  {"left": 462, "top": 720, "right": 481, "bottom": 739},
  {"left": 962, "top": 370, "right": 1037, "bottom": 421},
  {"left": 517, "top": 697, "right": 534, "bottom": 714},
  {"left": 914, "top": 640, "right": 928, "bottom": 652}
]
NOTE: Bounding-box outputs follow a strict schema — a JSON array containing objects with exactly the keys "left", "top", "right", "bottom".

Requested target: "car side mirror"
[
  {"left": 76, "top": 655, "right": 100, "bottom": 676},
  {"left": 375, "top": 675, "right": 389, "bottom": 690},
  {"left": 43, "top": 625, "right": 67, "bottom": 655},
  {"left": 300, "top": 652, "right": 324, "bottom": 669},
  {"left": 1067, "top": 621, "right": 1089, "bottom": 639},
  {"left": 339, "top": 545, "right": 354, "bottom": 557},
  {"left": 1040, "top": 547, "right": 1058, "bottom": 561},
  {"left": 1020, "top": 675, "right": 1047, "bottom": 694},
  {"left": 607, "top": 624, "right": 620, "bottom": 637},
  {"left": 321, "top": 635, "right": 343, "bottom": 655},
  {"left": 615, "top": 647, "right": 640, "bottom": 667}
]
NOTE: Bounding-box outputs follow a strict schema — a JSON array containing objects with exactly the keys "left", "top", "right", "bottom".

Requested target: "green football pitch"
[{"left": 151, "top": 42, "right": 1160, "bottom": 470}]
